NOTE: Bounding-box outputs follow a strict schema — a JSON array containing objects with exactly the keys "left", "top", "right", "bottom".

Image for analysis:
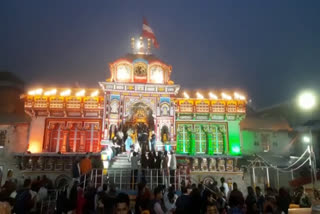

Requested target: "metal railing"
[{"left": 107, "top": 168, "right": 190, "bottom": 191}]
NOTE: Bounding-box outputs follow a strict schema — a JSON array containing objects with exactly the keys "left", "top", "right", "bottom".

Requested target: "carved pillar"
[
  {"left": 207, "top": 133, "right": 213, "bottom": 155},
  {"left": 44, "top": 129, "right": 52, "bottom": 152},
  {"left": 79, "top": 130, "right": 86, "bottom": 152},
  {"left": 61, "top": 130, "right": 69, "bottom": 153},
  {"left": 189, "top": 131, "right": 196, "bottom": 156}
]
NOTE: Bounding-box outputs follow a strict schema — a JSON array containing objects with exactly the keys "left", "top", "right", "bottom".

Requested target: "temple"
[{"left": 18, "top": 36, "right": 247, "bottom": 185}]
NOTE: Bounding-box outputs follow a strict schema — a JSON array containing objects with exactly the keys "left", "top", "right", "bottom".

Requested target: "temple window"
[
  {"left": 212, "top": 102, "right": 225, "bottom": 112},
  {"left": 227, "top": 104, "right": 237, "bottom": 113},
  {"left": 212, "top": 126, "right": 224, "bottom": 154},
  {"left": 196, "top": 102, "right": 209, "bottom": 112},
  {"left": 85, "top": 124, "right": 100, "bottom": 152},
  {"left": 66, "top": 97, "right": 81, "bottom": 109},
  {"left": 34, "top": 97, "right": 47, "bottom": 108},
  {"left": 195, "top": 125, "right": 206, "bottom": 153},
  {"left": 84, "top": 98, "right": 98, "bottom": 109},
  {"left": 180, "top": 102, "right": 193, "bottom": 112},
  {"left": 50, "top": 124, "right": 63, "bottom": 152},
  {"left": 176, "top": 125, "right": 191, "bottom": 153},
  {"left": 49, "top": 97, "right": 64, "bottom": 108}
]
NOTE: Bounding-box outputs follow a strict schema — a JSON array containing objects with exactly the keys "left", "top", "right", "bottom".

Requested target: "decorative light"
[
  {"left": 28, "top": 88, "right": 43, "bottom": 95},
  {"left": 234, "top": 92, "right": 246, "bottom": 100},
  {"left": 303, "top": 136, "right": 311, "bottom": 144},
  {"left": 232, "top": 146, "right": 240, "bottom": 154},
  {"left": 91, "top": 90, "right": 99, "bottom": 97},
  {"left": 44, "top": 89, "right": 57, "bottom": 96},
  {"left": 221, "top": 92, "right": 232, "bottom": 100},
  {"left": 298, "top": 91, "right": 316, "bottom": 110},
  {"left": 76, "top": 89, "right": 85, "bottom": 97},
  {"left": 209, "top": 92, "right": 218, "bottom": 99},
  {"left": 183, "top": 92, "right": 190, "bottom": 99},
  {"left": 196, "top": 92, "right": 204, "bottom": 99},
  {"left": 60, "top": 89, "right": 71, "bottom": 96}
]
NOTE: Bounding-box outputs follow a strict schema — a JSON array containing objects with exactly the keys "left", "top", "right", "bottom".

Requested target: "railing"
[{"left": 107, "top": 168, "right": 190, "bottom": 192}]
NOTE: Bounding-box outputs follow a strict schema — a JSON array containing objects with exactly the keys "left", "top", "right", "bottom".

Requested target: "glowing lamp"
[
  {"left": 209, "top": 92, "right": 218, "bottom": 99},
  {"left": 303, "top": 136, "right": 311, "bottom": 144},
  {"left": 183, "top": 92, "right": 190, "bottom": 99},
  {"left": 196, "top": 92, "right": 204, "bottom": 99},
  {"left": 234, "top": 92, "right": 246, "bottom": 100},
  {"left": 28, "top": 142, "right": 41, "bottom": 153},
  {"left": 231, "top": 146, "right": 240, "bottom": 154},
  {"left": 44, "top": 89, "right": 57, "bottom": 96},
  {"left": 222, "top": 93, "right": 232, "bottom": 100},
  {"left": 60, "top": 89, "right": 71, "bottom": 96},
  {"left": 28, "top": 90, "right": 36, "bottom": 96},
  {"left": 91, "top": 90, "right": 99, "bottom": 97},
  {"left": 76, "top": 89, "right": 85, "bottom": 97},
  {"left": 298, "top": 91, "right": 316, "bottom": 110}
]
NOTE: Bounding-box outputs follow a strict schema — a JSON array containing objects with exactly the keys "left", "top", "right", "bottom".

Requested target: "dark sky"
[{"left": 2, "top": 1, "right": 320, "bottom": 108}]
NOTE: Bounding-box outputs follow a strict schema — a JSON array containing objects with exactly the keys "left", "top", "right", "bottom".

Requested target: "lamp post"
[{"left": 298, "top": 91, "right": 317, "bottom": 195}]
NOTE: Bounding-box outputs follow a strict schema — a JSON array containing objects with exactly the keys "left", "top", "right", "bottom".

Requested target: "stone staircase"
[{"left": 109, "top": 152, "right": 132, "bottom": 169}]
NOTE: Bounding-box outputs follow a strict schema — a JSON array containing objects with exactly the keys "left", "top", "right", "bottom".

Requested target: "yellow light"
[
  {"left": 222, "top": 92, "right": 232, "bottom": 100},
  {"left": 91, "top": 90, "right": 99, "bottom": 97},
  {"left": 234, "top": 92, "right": 246, "bottom": 100},
  {"left": 28, "top": 90, "right": 36, "bottom": 96},
  {"left": 196, "top": 92, "right": 204, "bottom": 99},
  {"left": 209, "top": 92, "right": 218, "bottom": 99},
  {"left": 76, "top": 89, "right": 85, "bottom": 97},
  {"left": 183, "top": 92, "right": 190, "bottom": 99},
  {"left": 35, "top": 88, "right": 43, "bottom": 95},
  {"left": 60, "top": 89, "right": 71, "bottom": 96},
  {"left": 101, "top": 154, "right": 108, "bottom": 161},
  {"left": 28, "top": 141, "right": 42, "bottom": 153},
  {"left": 44, "top": 89, "right": 57, "bottom": 96}
]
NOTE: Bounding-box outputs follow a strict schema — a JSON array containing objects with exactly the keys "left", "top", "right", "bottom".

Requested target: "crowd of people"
[{"left": 0, "top": 163, "right": 313, "bottom": 214}]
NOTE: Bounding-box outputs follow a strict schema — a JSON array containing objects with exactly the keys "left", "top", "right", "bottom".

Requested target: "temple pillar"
[
  {"left": 61, "top": 130, "right": 69, "bottom": 153},
  {"left": 207, "top": 133, "right": 213, "bottom": 155},
  {"left": 79, "top": 130, "right": 86, "bottom": 152},
  {"left": 44, "top": 130, "right": 51, "bottom": 152},
  {"left": 189, "top": 131, "right": 196, "bottom": 156}
]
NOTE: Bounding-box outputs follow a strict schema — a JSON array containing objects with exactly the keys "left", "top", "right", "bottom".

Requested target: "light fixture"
[
  {"left": 222, "top": 92, "right": 232, "bottom": 100},
  {"left": 60, "top": 89, "right": 71, "bottom": 96},
  {"left": 196, "top": 92, "right": 204, "bottom": 99},
  {"left": 298, "top": 91, "right": 316, "bottom": 110},
  {"left": 209, "top": 92, "right": 218, "bottom": 99},
  {"left": 303, "top": 136, "right": 311, "bottom": 144},
  {"left": 91, "top": 90, "right": 99, "bottom": 97},
  {"left": 183, "top": 92, "right": 190, "bottom": 99},
  {"left": 234, "top": 92, "right": 246, "bottom": 100},
  {"left": 28, "top": 88, "right": 43, "bottom": 95},
  {"left": 76, "top": 89, "right": 85, "bottom": 97},
  {"left": 44, "top": 89, "right": 57, "bottom": 96}
]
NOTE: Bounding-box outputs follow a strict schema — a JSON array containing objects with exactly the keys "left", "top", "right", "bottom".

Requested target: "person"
[
  {"left": 228, "top": 182, "right": 244, "bottom": 213},
  {"left": 125, "top": 133, "right": 133, "bottom": 161},
  {"left": 131, "top": 152, "right": 140, "bottom": 190},
  {"left": 201, "top": 190, "right": 216, "bottom": 213},
  {"left": 175, "top": 186, "right": 192, "bottom": 214},
  {"left": 72, "top": 158, "right": 81, "bottom": 181},
  {"left": 141, "top": 152, "right": 148, "bottom": 183},
  {"left": 13, "top": 178, "right": 36, "bottom": 214},
  {"left": 245, "top": 186, "right": 257, "bottom": 214},
  {"left": 205, "top": 202, "right": 219, "bottom": 214},
  {"left": 220, "top": 177, "right": 229, "bottom": 198},
  {"left": 190, "top": 187, "right": 202, "bottom": 214},
  {"left": 152, "top": 186, "right": 165, "bottom": 214},
  {"left": 277, "top": 187, "right": 291, "bottom": 214},
  {"left": 68, "top": 180, "right": 78, "bottom": 214},
  {"left": 164, "top": 186, "right": 177, "bottom": 214},
  {"left": 169, "top": 151, "right": 176, "bottom": 185},
  {"left": 255, "top": 186, "right": 264, "bottom": 214},
  {"left": 151, "top": 134, "right": 156, "bottom": 152},
  {"left": 0, "top": 170, "right": 17, "bottom": 201},
  {"left": 139, "top": 199, "right": 151, "bottom": 214},
  {"left": 155, "top": 152, "right": 163, "bottom": 184},
  {"left": 162, "top": 151, "right": 169, "bottom": 187},
  {"left": 80, "top": 153, "right": 92, "bottom": 176},
  {"left": 115, "top": 192, "right": 132, "bottom": 214}
]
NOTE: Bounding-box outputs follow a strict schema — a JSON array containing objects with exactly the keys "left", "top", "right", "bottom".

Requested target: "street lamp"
[{"left": 297, "top": 90, "right": 317, "bottom": 197}]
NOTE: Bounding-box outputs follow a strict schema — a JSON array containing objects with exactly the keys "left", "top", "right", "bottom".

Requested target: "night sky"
[{"left": 2, "top": 1, "right": 320, "bottom": 108}]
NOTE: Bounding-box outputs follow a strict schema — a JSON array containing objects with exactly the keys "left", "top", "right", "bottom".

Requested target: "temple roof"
[
  {"left": 240, "top": 116, "right": 292, "bottom": 131},
  {"left": 113, "top": 53, "right": 167, "bottom": 65}
]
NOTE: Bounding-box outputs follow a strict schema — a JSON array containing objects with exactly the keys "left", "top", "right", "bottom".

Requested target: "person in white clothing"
[
  {"left": 169, "top": 151, "right": 177, "bottom": 185},
  {"left": 220, "top": 177, "right": 229, "bottom": 198}
]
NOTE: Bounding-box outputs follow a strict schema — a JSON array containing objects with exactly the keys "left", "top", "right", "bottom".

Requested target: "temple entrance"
[{"left": 122, "top": 102, "right": 155, "bottom": 152}]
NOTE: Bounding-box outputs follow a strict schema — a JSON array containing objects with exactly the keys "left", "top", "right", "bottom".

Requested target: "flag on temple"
[{"left": 142, "top": 17, "right": 159, "bottom": 48}]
